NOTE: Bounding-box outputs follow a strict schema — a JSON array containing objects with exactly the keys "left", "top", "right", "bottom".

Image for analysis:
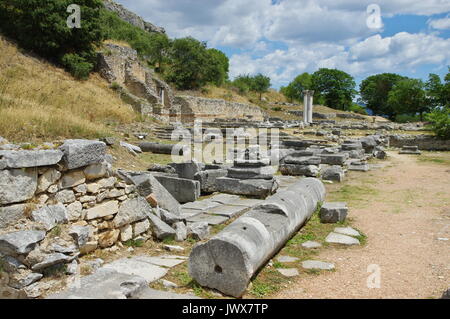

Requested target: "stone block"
[
  {"left": 86, "top": 200, "right": 119, "bottom": 220},
  {"left": 153, "top": 174, "right": 201, "bottom": 204},
  {"left": 215, "top": 177, "right": 278, "bottom": 199},
  {"left": 0, "top": 150, "right": 63, "bottom": 169},
  {"left": 0, "top": 204, "right": 26, "bottom": 229},
  {"left": 279, "top": 164, "right": 319, "bottom": 177},
  {"left": 0, "top": 168, "right": 37, "bottom": 205},
  {"left": 59, "top": 139, "right": 106, "bottom": 169},
  {"left": 319, "top": 202, "right": 348, "bottom": 223}
]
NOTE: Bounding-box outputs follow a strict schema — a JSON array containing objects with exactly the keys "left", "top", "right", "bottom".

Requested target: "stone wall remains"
[
  {"left": 389, "top": 134, "right": 450, "bottom": 151},
  {"left": 0, "top": 139, "right": 164, "bottom": 298},
  {"left": 175, "top": 96, "right": 266, "bottom": 124}
]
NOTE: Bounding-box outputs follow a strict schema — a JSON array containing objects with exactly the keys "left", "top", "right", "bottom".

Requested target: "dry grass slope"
[{"left": 0, "top": 36, "right": 138, "bottom": 143}]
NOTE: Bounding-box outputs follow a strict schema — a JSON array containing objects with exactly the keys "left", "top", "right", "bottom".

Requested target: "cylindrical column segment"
[{"left": 188, "top": 178, "right": 326, "bottom": 297}]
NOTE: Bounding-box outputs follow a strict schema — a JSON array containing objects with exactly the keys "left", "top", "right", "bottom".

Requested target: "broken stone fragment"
[
  {"left": 59, "top": 170, "right": 85, "bottom": 189},
  {"left": 31, "top": 204, "right": 68, "bottom": 231},
  {"left": 319, "top": 202, "right": 348, "bottom": 224},
  {"left": 69, "top": 225, "right": 90, "bottom": 247},
  {"left": 8, "top": 270, "right": 43, "bottom": 289},
  {"left": 83, "top": 161, "right": 110, "bottom": 180},
  {"left": 98, "top": 229, "right": 120, "bottom": 248},
  {"left": 31, "top": 253, "right": 74, "bottom": 271},
  {"left": 147, "top": 214, "right": 176, "bottom": 241},
  {"left": 0, "top": 230, "right": 46, "bottom": 255},
  {"left": 36, "top": 168, "right": 61, "bottom": 193},
  {"left": 54, "top": 189, "right": 76, "bottom": 204},
  {"left": 112, "top": 197, "right": 151, "bottom": 228},
  {"left": 187, "top": 222, "right": 210, "bottom": 241}
]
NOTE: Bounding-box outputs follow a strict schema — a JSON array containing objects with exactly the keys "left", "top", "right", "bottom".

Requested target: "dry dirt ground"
[{"left": 275, "top": 151, "right": 450, "bottom": 299}]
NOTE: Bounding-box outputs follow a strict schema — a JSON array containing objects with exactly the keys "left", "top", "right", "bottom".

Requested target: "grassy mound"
[{"left": 0, "top": 36, "right": 138, "bottom": 143}]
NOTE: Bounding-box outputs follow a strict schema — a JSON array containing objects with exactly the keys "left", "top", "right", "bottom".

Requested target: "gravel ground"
[{"left": 274, "top": 152, "right": 450, "bottom": 299}]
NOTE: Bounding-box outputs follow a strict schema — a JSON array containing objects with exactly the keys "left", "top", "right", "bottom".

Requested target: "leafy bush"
[
  {"left": 426, "top": 108, "right": 450, "bottom": 139},
  {"left": 0, "top": 0, "right": 103, "bottom": 78},
  {"left": 348, "top": 103, "right": 368, "bottom": 115},
  {"left": 394, "top": 113, "right": 421, "bottom": 123},
  {"left": 231, "top": 74, "right": 271, "bottom": 99},
  {"left": 61, "top": 54, "right": 93, "bottom": 80}
]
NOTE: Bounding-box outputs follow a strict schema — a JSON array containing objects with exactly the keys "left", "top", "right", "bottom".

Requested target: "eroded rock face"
[
  {"left": 0, "top": 168, "right": 37, "bottom": 205},
  {"left": 103, "top": 0, "right": 165, "bottom": 34}
]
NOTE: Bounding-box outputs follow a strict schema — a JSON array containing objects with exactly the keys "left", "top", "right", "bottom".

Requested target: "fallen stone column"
[
  {"left": 188, "top": 178, "right": 326, "bottom": 297},
  {"left": 139, "top": 142, "right": 187, "bottom": 155}
]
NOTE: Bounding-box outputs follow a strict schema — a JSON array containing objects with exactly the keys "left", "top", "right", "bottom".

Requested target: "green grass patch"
[
  {"left": 417, "top": 154, "right": 450, "bottom": 166},
  {"left": 327, "top": 184, "right": 379, "bottom": 203},
  {"left": 123, "top": 238, "right": 145, "bottom": 248},
  {"left": 249, "top": 268, "right": 290, "bottom": 298}
]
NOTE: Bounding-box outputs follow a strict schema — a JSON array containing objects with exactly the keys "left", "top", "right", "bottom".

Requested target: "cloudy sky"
[{"left": 115, "top": 0, "right": 450, "bottom": 88}]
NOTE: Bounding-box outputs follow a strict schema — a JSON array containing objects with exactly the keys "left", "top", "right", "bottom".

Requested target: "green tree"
[
  {"left": 311, "top": 68, "right": 356, "bottom": 111},
  {"left": 281, "top": 73, "right": 312, "bottom": 102},
  {"left": 0, "top": 0, "right": 104, "bottom": 79},
  {"left": 165, "top": 37, "right": 229, "bottom": 89},
  {"left": 251, "top": 73, "right": 271, "bottom": 100},
  {"left": 359, "top": 73, "right": 406, "bottom": 119},
  {"left": 232, "top": 75, "right": 253, "bottom": 94},
  {"left": 387, "top": 78, "right": 429, "bottom": 121},
  {"left": 204, "top": 48, "right": 229, "bottom": 86},
  {"left": 426, "top": 107, "right": 450, "bottom": 139},
  {"left": 443, "top": 67, "right": 450, "bottom": 108},
  {"left": 425, "top": 73, "right": 445, "bottom": 108},
  {"left": 147, "top": 33, "right": 171, "bottom": 72}
]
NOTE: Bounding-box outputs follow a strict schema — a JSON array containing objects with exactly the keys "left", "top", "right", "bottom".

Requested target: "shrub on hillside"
[
  {"left": 100, "top": 8, "right": 171, "bottom": 72},
  {"left": 348, "top": 103, "right": 368, "bottom": 115},
  {"left": 0, "top": 0, "right": 103, "bottom": 79},
  {"left": 61, "top": 54, "right": 93, "bottom": 80}
]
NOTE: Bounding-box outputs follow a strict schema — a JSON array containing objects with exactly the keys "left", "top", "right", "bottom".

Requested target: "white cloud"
[
  {"left": 113, "top": 0, "right": 450, "bottom": 87},
  {"left": 229, "top": 32, "right": 450, "bottom": 85},
  {"left": 428, "top": 16, "right": 450, "bottom": 30}
]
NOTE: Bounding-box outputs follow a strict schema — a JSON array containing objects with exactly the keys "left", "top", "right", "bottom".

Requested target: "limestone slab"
[{"left": 325, "top": 232, "right": 360, "bottom": 245}]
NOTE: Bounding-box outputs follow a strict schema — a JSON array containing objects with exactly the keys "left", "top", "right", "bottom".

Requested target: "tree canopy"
[
  {"left": 387, "top": 78, "right": 429, "bottom": 121},
  {"left": 359, "top": 73, "right": 407, "bottom": 119},
  {"left": 165, "top": 37, "right": 229, "bottom": 90},
  {"left": 280, "top": 73, "right": 312, "bottom": 102},
  {"left": 311, "top": 68, "right": 356, "bottom": 111}
]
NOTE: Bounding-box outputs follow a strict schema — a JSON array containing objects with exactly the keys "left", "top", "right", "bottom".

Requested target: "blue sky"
[{"left": 115, "top": 0, "right": 450, "bottom": 89}]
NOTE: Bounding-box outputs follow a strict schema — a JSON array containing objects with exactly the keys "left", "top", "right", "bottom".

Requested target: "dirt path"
[{"left": 275, "top": 152, "right": 450, "bottom": 299}]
